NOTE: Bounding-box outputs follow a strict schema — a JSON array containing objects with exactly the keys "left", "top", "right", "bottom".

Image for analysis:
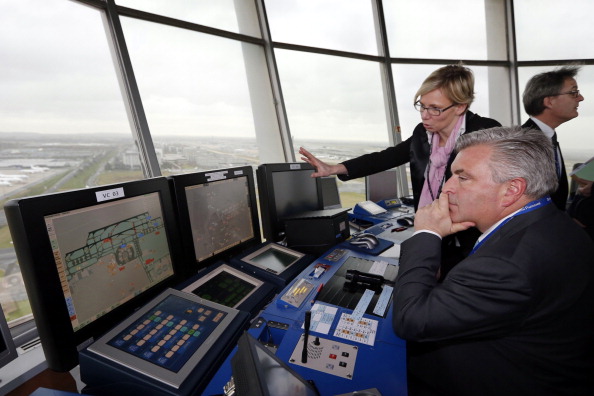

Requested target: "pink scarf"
[{"left": 418, "top": 116, "right": 464, "bottom": 208}]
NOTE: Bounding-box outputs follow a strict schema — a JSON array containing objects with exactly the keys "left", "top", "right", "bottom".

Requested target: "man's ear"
[
  {"left": 543, "top": 96, "right": 554, "bottom": 110},
  {"left": 501, "top": 177, "right": 527, "bottom": 207}
]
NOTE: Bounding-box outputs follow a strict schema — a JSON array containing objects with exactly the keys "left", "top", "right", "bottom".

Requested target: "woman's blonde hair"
[{"left": 414, "top": 64, "right": 475, "bottom": 111}]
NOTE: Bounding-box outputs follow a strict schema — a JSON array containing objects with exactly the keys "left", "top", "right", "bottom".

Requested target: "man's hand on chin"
[{"left": 414, "top": 193, "right": 476, "bottom": 238}]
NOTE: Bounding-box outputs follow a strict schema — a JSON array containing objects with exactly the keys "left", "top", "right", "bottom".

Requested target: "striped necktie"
[{"left": 552, "top": 133, "right": 561, "bottom": 177}]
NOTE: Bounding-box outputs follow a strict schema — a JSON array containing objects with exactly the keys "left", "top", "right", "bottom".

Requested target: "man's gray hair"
[{"left": 455, "top": 126, "right": 558, "bottom": 198}]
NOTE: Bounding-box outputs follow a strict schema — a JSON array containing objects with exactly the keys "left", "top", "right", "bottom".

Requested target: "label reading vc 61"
[{"left": 96, "top": 187, "right": 125, "bottom": 202}]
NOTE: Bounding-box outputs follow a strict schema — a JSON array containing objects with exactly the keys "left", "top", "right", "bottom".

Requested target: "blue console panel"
[{"left": 202, "top": 246, "right": 407, "bottom": 396}]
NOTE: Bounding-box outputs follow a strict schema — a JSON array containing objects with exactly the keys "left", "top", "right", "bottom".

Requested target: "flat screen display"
[
  {"left": 185, "top": 176, "right": 255, "bottom": 262},
  {"left": 272, "top": 169, "right": 319, "bottom": 221},
  {"left": 366, "top": 169, "right": 399, "bottom": 202},
  {"left": 44, "top": 192, "right": 175, "bottom": 332},
  {"left": 256, "top": 163, "right": 322, "bottom": 242},
  {"left": 5, "top": 177, "right": 183, "bottom": 372},
  {"left": 182, "top": 264, "right": 262, "bottom": 308},
  {"left": 169, "top": 166, "right": 261, "bottom": 270},
  {"left": 189, "top": 271, "right": 255, "bottom": 307},
  {"left": 242, "top": 244, "right": 304, "bottom": 275},
  {"left": 320, "top": 176, "right": 342, "bottom": 209}
]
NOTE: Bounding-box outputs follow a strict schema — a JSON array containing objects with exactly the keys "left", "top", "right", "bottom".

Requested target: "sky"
[{"left": 0, "top": 0, "right": 593, "bottom": 156}]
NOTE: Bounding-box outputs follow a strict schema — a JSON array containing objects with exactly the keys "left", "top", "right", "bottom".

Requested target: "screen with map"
[
  {"left": 44, "top": 192, "right": 174, "bottom": 332},
  {"left": 5, "top": 177, "right": 184, "bottom": 371},
  {"left": 186, "top": 177, "right": 254, "bottom": 262},
  {"left": 169, "top": 166, "right": 261, "bottom": 270}
]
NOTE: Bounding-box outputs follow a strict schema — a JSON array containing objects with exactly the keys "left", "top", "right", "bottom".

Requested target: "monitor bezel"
[
  {"left": 256, "top": 163, "right": 323, "bottom": 242},
  {"left": 168, "top": 166, "right": 261, "bottom": 272},
  {"left": 4, "top": 177, "right": 185, "bottom": 371}
]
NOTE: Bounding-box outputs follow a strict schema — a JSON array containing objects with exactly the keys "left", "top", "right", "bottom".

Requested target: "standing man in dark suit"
[
  {"left": 522, "top": 66, "right": 584, "bottom": 209},
  {"left": 393, "top": 126, "right": 594, "bottom": 396}
]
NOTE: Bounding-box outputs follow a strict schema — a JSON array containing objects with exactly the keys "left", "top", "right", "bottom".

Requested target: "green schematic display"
[
  {"left": 183, "top": 264, "right": 264, "bottom": 309},
  {"left": 44, "top": 192, "right": 174, "bottom": 332},
  {"left": 190, "top": 271, "right": 256, "bottom": 307}
]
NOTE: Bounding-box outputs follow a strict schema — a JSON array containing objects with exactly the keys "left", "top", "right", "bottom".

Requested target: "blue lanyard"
[{"left": 469, "top": 196, "right": 552, "bottom": 255}]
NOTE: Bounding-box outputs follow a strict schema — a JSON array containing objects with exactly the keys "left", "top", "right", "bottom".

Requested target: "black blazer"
[
  {"left": 393, "top": 203, "right": 594, "bottom": 396},
  {"left": 339, "top": 111, "right": 501, "bottom": 210},
  {"left": 521, "top": 118, "right": 569, "bottom": 210}
]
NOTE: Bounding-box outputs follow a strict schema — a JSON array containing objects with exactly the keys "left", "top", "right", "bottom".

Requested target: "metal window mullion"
[
  {"left": 505, "top": 0, "right": 520, "bottom": 125},
  {"left": 373, "top": 0, "right": 409, "bottom": 196},
  {"left": 254, "top": 0, "right": 295, "bottom": 162},
  {"left": 102, "top": 0, "right": 161, "bottom": 177}
]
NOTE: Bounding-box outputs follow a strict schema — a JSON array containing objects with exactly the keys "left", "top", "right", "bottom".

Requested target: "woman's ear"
[{"left": 455, "top": 103, "right": 468, "bottom": 116}]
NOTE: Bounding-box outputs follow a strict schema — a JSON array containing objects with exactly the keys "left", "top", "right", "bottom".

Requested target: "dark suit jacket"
[
  {"left": 393, "top": 203, "right": 594, "bottom": 396},
  {"left": 522, "top": 118, "right": 569, "bottom": 210}
]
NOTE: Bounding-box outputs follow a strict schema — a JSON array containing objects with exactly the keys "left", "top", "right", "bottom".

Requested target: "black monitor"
[
  {"left": 320, "top": 176, "right": 342, "bottom": 209},
  {"left": 256, "top": 163, "right": 323, "bottom": 242},
  {"left": 168, "top": 166, "right": 261, "bottom": 271},
  {"left": 231, "top": 332, "right": 320, "bottom": 396},
  {"left": 4, "top": 177, "right": 185, "bottom": 371},
  {"left": 0, "top": 306, "right": 18, "bottom": 371},
  {"left": 366, "top": 169, "right": 399, "bottom": 202}
]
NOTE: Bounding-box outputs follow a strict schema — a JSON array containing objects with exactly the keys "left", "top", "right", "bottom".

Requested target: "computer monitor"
[
  {"left": 180, "top": 263, "right": 275, "bottom": 316},
  {"left": 241, "top": 243, "right": 305, "bottom": 276},
  {"left": 320, "top": 176, "right": 342, "bottom": 209},
  {"left": 256, "top": 163, "right": 323, "bottom": 242},
  {"left": 366, "top": 169, "right": 399, "bottom": 203},
  {"left": 0, "top": 306, "right": 18, "bottom": 371},
  {"left": 231, "top": 332, "right": 320, "bottom": 396},
  {"left": 4, "top": 177, "right": 185, "bottom": 371},
  {"left": 230, "top": 241, "right": 312, "bottom": 289},
  {"left": 169, "top": 166, "right": 260, "bottom": 271}
]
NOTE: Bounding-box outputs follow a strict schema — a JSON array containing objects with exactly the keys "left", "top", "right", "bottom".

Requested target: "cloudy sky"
[{"left": 0, "top": 0, "right": 593, "bottom": 156}]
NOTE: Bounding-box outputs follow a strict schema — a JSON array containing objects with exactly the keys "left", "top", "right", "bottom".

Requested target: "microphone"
[{"left": 302, "top": 310, "right": 311, "bottom": 363}]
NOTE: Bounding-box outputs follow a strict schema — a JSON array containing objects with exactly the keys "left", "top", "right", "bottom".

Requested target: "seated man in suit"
[
  {"left": 393, "top": 126, "right": 594, "bottom": 396},
  {"left": 522, "top": 66, "right": 585, "bottom": 209}
]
